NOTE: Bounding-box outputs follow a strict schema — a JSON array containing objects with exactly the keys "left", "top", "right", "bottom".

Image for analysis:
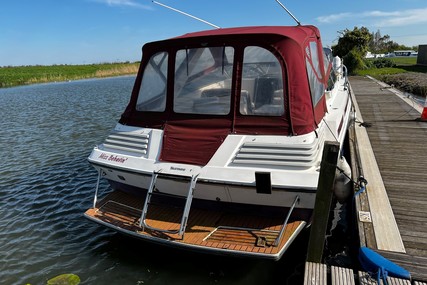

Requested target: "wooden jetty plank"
[
  {"left": 386, "top": 277, "right": 411, "bottom": 285},
  {"left": 358, "top": 271, "right": 380, "bottom": 285},
  {"left": 349, "top": 80, "right": 405, "bottom": 252},
  {"left": 350, "top": 76, "right": 427, "bottom": 281},
  {"left": 348, "top": 125, "right": 364, "bottom": 239},
  {"left": 349, "top": 124, "right": 377, "bottom": 249},
  {"left": 331, "top": 265, "right": 355, "bottom": 285},
  {"left": 365, "top": 75, "right": 423, "bottom": 114},
  {"left": 359, "top": 271, "right": 411, "bottom": 285},
  {"left": 375, "top": 250, "right": 427, "bottom": 281},
  {"left": 304, "top": 262, "right": 327, "bottom": 285}
]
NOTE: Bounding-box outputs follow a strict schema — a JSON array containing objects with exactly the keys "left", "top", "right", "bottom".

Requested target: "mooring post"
[{"left": 306, "top": 141, "right": 340, "bottom": 263}]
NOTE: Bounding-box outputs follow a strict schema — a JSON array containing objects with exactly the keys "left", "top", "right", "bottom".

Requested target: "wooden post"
[{"left": 306, "top": 141, "right": 340, "bottom": 263}]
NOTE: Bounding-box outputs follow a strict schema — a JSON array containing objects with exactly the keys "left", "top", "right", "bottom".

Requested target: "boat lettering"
[
  {"left": 98, "top": 153, "right": 128, "bottom": 163},
  {"left": 170, "top": 166, "right": 186, "bottom": 171}
]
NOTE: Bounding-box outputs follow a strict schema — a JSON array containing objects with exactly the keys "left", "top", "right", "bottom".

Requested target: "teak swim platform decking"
[{"left": 85, "top": 190, "right": 307, "bottom": 260}]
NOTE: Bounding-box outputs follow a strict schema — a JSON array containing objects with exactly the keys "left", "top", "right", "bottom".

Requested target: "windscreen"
[{"left": 173, "top": 46, "right": 234, "bottom": 115}]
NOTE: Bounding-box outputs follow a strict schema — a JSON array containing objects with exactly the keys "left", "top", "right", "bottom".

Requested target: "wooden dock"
[
  {"left": 303, "top": 262, "right": 427, "bottom": 285},
  {"left": 304, "top": 76, "right": 426, "bottom": 285},
  {"left": 349, "top": 76, "right": 427, "bottom": 282}
]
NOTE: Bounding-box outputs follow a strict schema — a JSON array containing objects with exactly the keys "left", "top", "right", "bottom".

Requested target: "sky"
[{"left": 1, "top": 0, "right": 427, "bottom": 66}]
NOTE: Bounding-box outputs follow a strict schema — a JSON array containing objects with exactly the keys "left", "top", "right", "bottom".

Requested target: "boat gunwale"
[{"left": 87, "top": 161, "right": 319, "bottom": 192}]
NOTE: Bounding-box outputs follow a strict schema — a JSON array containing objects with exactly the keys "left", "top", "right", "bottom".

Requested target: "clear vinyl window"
[
  {"left": 305, "top": 41, "right": 325, "bottom": 106},
  {"left": 173, "top": 46, "right": 234, "bottom": 115},
  {"left": 239, "top": 46, "right": 284, "bottom": 116},
  {"left": 136, "top": 52, "right": 168, "bottom": 112}
]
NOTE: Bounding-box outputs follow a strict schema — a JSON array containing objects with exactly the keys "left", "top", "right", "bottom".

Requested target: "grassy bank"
[
  {"left": 0, "top": 62, "right": 140, "bottom": 88},
  {"left": 356, "top": 57, "right": 427, "bottom": 97}
]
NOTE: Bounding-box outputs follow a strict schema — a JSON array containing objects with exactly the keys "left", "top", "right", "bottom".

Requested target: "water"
[{"left": 0, "top": 77, "right": 309, "bottom": 285}]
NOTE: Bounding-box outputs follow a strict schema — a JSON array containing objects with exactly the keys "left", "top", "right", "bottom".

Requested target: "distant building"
[
  {"left": 384, "top": 50, "right": 417, "bottom": 57},
  {"left": 417, "top": 45, "right": 427, "bottom": 65},
  {"left": 394, "top": 50, "right": 417, "bottom": 56},
  {"left": 365, "top": 51, "right": 385, "bottom": 58}
]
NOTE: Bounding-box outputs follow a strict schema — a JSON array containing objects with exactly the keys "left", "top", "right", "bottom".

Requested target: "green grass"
[
  {"left": 355, "top": 57, "right": 427, "bottom": 97},
  {"left": 356, "top": 57, "right": 427, "bottom": 76},
  {"left": 0, "top": 62, "right": 140, "bottom": 88},
  {"left": 388, "top": 56, "right": 417, "bottom": 66},
  {"left": 352, "top": 56, "right": 427, "bottom": 97},
  {"left": 356, "top": 67, "right": 408, "bottom": 77},
  {"left": 357, "top": 64, "right": 427, "bottom": 76}
]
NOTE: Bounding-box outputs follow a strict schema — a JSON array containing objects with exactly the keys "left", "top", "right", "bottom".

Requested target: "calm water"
[{"left": 0, "top": 77, "right": 310, "bottom": 285}]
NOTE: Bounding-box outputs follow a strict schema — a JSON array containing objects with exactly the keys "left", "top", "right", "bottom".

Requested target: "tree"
[
  {"left": 333, "top": 27, "right": 372, "bottom": 74},
  {"left": 369, "top": 30, "right": 381, "bottom": 53},
  {"left": 369, "top": 30, "right": 393, "bottom": 54},
  {"left": 333, "top": 26, "right": 372, "bottom": 58}
]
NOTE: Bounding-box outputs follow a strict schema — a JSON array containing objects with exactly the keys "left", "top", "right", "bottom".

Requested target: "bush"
[
  {"left": 372, "top": 58, "right": 396, "bottom": 68},
  {"left": 363, "top": 59, "right": 375, "bottom": 69},
  {"left": 343, "top": 49, "right": 367, "bottom": 74}
]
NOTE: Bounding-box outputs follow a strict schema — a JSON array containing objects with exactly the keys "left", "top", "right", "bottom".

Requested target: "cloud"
[
  {"left": 372, "top": 8, "right": 427, "bottom": 27},
  {"left": 316, "top": 7, "right": 427, "bottom": 27},
  {"left": 92, "top": 0, "right": 152, "bottom": 10},
  {"left": 316, "top": 13, "right": 352, "bottom": 24}
]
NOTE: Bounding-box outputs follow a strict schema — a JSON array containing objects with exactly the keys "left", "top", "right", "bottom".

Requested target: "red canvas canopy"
[{"left": 119, "top": 25, "right": 330, "bottom": 165}]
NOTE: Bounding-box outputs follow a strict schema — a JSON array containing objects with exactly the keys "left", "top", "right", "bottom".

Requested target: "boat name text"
[{"left": 99, "top": 153, "right": 128, "bottom": 163}]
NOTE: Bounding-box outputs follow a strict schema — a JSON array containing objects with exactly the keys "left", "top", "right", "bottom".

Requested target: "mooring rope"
[{"left": 335, "top": 165, "right": 368, "bottom": 197}]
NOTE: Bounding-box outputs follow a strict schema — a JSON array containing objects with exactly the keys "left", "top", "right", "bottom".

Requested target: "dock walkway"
[
  {"left": 349, "top": 76, "right": 427, "bottom": 281},
  {"left": 303, "top": 262, "right": 427, "bottom": 285}
]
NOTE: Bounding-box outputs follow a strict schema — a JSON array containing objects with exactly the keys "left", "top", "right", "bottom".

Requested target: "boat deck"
[
  {"left": 349, "top": 76, "right": 427, "bottom": 281},
  {"left": 85, "top": 190, "right": 308, "bottom": 260}
]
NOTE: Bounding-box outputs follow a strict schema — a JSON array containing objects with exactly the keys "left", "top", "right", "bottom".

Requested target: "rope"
[
  {"left": 335, "top": 165, "right": 368, "bottom": 197},
  {"left": 354, "top": 176, "right": 367, "bottom": 197},
  {"left": 355, "top": 119, "right": 372, "bottom": 128},
  {"left": 322, "top": 118, "right": 339, "bottom": 143}
]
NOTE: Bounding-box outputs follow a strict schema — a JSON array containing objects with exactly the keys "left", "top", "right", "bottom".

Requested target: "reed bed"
[{"left": 0, "top": 62, "right": 140, "bottom": 88}]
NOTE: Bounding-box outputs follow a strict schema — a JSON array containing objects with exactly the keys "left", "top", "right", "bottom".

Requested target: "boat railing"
[
  {"left": 91, "top": 167, "right": 300, "bottom": 246},
  {"left": 92, "top": 168, "right": 106, "bottom": 208},
  {"left": 201, "top": 195, "right": 300, "bottom": 247},
  {"left": 343, "top": 64, "right": 349, "bottom": 88},
  {"left": 273, "top": 195, "right": 300, "bottom": 246},
  {"left": 138, "top": 172, "right": 198, "bottom": 238}
]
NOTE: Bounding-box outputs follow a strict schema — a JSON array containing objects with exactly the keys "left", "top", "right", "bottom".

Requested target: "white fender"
[{"left": 334, "top": 156, "right": 352, "bottom": 202}]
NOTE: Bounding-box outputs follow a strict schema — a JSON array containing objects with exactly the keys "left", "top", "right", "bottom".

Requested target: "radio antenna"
[
  {"left": 275, "top": 0, "right": 301, "bottom": 26},
  {"left": 152, "top": 1, "right": 221, "bottom": 29}
]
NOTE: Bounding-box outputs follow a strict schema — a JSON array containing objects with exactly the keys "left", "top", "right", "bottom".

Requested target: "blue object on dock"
[{"left": 359, "top": 247, "right": 411, "bottom": 281}]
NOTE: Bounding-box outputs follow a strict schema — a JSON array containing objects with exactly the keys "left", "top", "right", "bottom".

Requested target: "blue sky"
[{"left": 1, "top": 0, "right": 427, "bottom": 66}]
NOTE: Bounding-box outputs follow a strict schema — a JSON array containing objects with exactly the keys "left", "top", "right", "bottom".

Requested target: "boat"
[{"left": 84, "top": 2, "right": 353, "bottom": 261}]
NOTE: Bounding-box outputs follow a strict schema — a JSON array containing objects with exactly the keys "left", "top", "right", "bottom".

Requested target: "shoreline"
[
  {"left": 0, "top": 62, "right": 139, "bottom": 88},
  {"left": 2, "top": 63, "right": 426, "bottom": 99}
]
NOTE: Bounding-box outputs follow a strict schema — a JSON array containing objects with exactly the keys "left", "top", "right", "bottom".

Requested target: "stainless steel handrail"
[
  {"left": 273, "top": 195, "right": 300, "bottom": 246},
  {"left": 139, "top": 172, "right": 197, "bottom": 238}
]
